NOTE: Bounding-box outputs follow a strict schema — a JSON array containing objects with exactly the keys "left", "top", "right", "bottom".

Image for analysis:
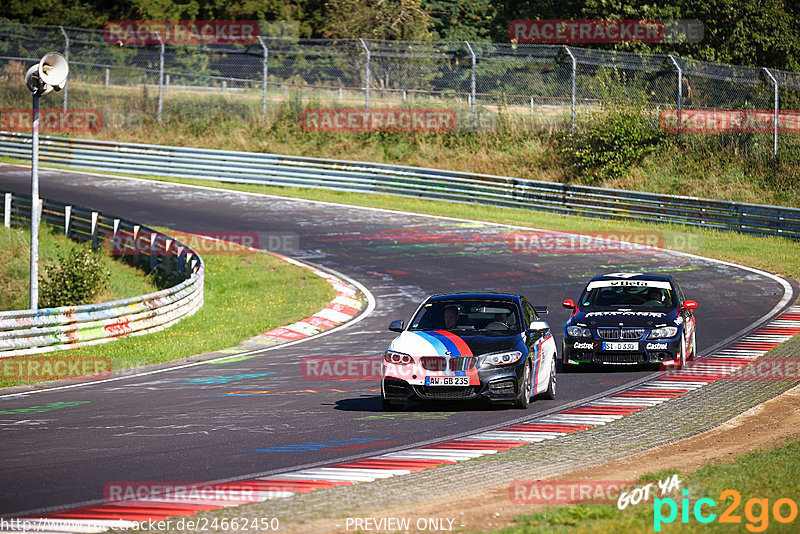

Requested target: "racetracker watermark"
[
  {"left": 104, "top": 482, "right": 261, "bottom": 505},
  {"left": 302, "top": 357, "right": 382, "bottom": 380},
  {"left": 1, "top": 357, "right": 111, "bottom": 380},
  {"left": 510, "top": 231, "right": 663, "bottom": 254},
  {"left": 661, "top": 109, "right": 800, "bottom": 133},
  {"left": 106, "top": 231, "right": 298, "bottom": 255},
  {"left": 103, "top": 20, "right": 259, "bottom": 44},
  {"left": 664, "top": 358, "right": 800, "bottom": 382},
  {"left": 509, "top": 19, "right": 703, "bottom": 44},
  {"left": 0, "top": 108, "right": 102, "bottom": 133},
  {"left": 300, "top": 108, "right": 456, "bottom": 132},
  {"left": 509, "top": 480, "right": 635, "bottom": 504}
]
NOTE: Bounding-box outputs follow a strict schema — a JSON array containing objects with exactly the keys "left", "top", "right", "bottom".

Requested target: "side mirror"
[
  {"left": 682, "top": 300, "right": 698, "bottom": 311},
  {"left": 388, "top": 320, "right": 405, "bottom": 332},
  {"left": 528, "top": 320, "right": 550, "bottom": 333},
  {"left": 533, "top": 305, "right": 549, "bottom": 315},
  {"left": 562, "top": 299, "right": 576, "bottom": 310}
]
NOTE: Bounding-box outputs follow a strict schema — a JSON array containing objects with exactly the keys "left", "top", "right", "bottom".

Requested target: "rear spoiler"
[{"left": 534, "top": 305, "right": 549, "bottom": 315}]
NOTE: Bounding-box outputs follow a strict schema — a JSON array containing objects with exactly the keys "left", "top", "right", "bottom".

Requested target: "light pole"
[{"left": 24, "top": 52, "right": 69, "bottom": 310}]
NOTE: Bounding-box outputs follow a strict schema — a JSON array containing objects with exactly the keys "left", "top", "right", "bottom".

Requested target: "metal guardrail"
[
  {"left": 1, "top": 131, "right": 799, "bottom": 239},
  {"left": 0, "top": 190, "right": 204, "bottom": 356}
]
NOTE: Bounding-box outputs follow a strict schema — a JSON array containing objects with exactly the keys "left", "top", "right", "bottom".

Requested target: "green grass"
[
  {"left": 487, "top": 438, "right": 800, "bottom": 533},
  {"left": 0, "top": 223, "right": 158, "bottom": 311},
  {"left": 0, "top": 242, "right": 336, "bottom": 388}
]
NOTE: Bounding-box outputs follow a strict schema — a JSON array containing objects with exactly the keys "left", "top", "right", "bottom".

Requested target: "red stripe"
[
  {"left": 433, "top": 330, "right": 473, "bottom": 356},
  {"left": 302, "top": 316, "right": 339, "bottom": 330},
  {"left": 328, "top": 303, "right": 359, "bottom": 316},
  {"left": 560, "top": 406, "right": 645, "bottom": 415},
  {"left": 503, "top": 423, "right": 595, "bottom": 433},
  {"left": 614, "top": 390, "right": 685, "bottom": 398},
  {"left": 329, "top": 459, "right": 452, "bottom": 470},
  {"left": 425, "top": 440, "right": 526, "bottom": 450}
]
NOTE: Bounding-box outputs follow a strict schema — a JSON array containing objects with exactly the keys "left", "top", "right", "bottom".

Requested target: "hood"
[
  {"left": 389, "top": 330, "right": 522, "bottom": 357},
  {"left": 572, "top": 308, "right": 678, "bottom": 328}
]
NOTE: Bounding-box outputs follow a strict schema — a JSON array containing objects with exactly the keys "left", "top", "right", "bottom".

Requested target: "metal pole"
[
  {"left": 104, "top": 67, "right": 109, "bottom": 89},
  {"left": 59, "top": 26, "right": 69, "bottom": 112},
  {"left": 465, "top": 41, "right": 476, "bottom": 131},
  {"left": 359, "top": 38, "right": 370, "bottom": 111},
  {"left": 30, "top": 92, "right": 40, "bottom": 310},
  {"left": 668, "top": 55, "right": 683, "bottom": 138},
  {"left": 258, "top": 36, "right": 268, "bottom": 118},
  {"left": 563, "top": 46, "right": 576, "bottom": 134},
  {"left": 155, "top": 31, "right": 164, "bottom": 122},
  {"left": 762, "top": 68, "right": 779, "bottom": 157}
]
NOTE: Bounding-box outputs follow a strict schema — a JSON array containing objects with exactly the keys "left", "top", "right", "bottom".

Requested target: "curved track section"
[{"left": 0, "top": 166, "right": 793, "bottom": 517}]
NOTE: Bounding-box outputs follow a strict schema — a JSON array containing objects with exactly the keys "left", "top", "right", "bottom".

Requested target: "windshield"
[
  {"left": 580, "top": 283, "right": 675, "bottom": 308},
  {"left": 409, "top": 299, "right": 522, "bottom": 333}
]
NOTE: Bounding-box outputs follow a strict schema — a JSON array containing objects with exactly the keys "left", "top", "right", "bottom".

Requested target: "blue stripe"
[
  {"left": 415, "top": 332, "right": 450, "bottom": 356},
  {"left": 424, "top": 331, "right": 462, "bottom": 355}
]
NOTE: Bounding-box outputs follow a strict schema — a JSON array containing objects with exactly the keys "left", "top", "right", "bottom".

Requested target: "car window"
[
  {"left": 409, "top": 299, "right": 522, "bottom": 333},
  {"left": 580, "top": 284, "right": 675, "bottom": 308}
]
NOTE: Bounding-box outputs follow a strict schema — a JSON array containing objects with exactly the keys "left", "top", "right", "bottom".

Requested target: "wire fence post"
[
  {"left": 155, "top": 31, "right": 164, "bottom": 123},
  {"left": 359, "top": 38, "right": 370, "bottom": 111},
  {"left": 667, "top": 55, "right": 683, "bottom": 139},
  {"left": 258, "top": 36, "right": 268, "bottom": 118},
  {"left": 563, "top": 46, "right": 576, "bottom": 134},
  {"left": 59, "top": 26, "right": 69, "bottom": 112},
  {"left": 762, "top": 68, "right": 779, "bottom": 157},
  {"left": 465, "top": 41, "right": 476, "bottom": 131}
]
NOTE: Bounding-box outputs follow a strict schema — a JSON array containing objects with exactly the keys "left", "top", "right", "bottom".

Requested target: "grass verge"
[
  {"left": 486, "top": 437, "right": 800, "bottom": 533},
  {"left": 0, "top": 223, "right": 158, "bottom": 311},
  {"left": 0, "top": 238, "right": 336, "bottom": 388}
]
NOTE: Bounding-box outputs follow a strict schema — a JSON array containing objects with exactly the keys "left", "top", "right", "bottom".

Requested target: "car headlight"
[
  {"left": 481, "top": 351, "right": 524, "bottom": 366},
  {"left": 648, "top": 326, "right": 678, "bottom": 339},
  {"left": 384, "top": 350, "right": 413, "bottom": 365},
  {"left": 566, "top": 325, "right": 591, "bottom": 338}
]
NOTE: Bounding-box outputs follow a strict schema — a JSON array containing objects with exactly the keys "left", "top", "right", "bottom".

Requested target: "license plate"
[
  {"left": 602, "top": 342, "right": 638, "bottom": 351},
  {"left": 425, "top": 376, "right": 469, "bottom": 386}
]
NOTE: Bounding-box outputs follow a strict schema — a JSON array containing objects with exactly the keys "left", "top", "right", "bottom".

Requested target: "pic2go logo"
[{"left": 654, "top": 489, "right": 799, "bottom": 532}]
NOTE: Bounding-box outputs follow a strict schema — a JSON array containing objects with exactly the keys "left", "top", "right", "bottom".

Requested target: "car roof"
[
  {"left": 427, "top": 292, "right": 522, "bottom": 302},
  {"left": 589, "top": 272, "right": 674, "bottom": 283}
]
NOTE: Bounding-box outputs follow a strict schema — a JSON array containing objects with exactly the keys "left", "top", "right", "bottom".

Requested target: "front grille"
[
  {"left": 449, "top": 356, "right": 476, "bottom": 371},
  {"left": 596, "top": 352, "right": 642, "bottom": 364},
  {"left": 597, "top": 328, "right": 645, "bottom": 340},
  {"left": 420, "top": 357, "right": 447, "bottom": 371},
  {"left": 597, "top": 327, "right": 619, "bottom": 339},
  {"left": 412, "top": 386, "right": 478, "bottom": 400},
  {"left": 420, "top": 356, "right": 476, "bottom": 371},
  {"left": 621, "top": 328, "right": 645, "bottom": 340}
]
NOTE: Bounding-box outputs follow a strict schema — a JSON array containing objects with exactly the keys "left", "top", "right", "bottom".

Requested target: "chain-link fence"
[{"left": 2, "top": 22, "right": 800, "bottom": 156}]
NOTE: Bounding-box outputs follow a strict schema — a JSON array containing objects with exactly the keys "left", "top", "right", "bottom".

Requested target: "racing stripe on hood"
[
  {"left": 432, "top": 330, "right": 473, "bottom": 356},
  {"left": 412, "top": 331, "right": 449, "bottom": 355}
]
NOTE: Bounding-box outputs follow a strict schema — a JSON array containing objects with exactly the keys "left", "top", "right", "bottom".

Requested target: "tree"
[{"left": 323, "top": 0, "right": 432, "bottom": 41}]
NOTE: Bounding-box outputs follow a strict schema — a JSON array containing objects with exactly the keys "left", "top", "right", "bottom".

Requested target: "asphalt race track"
[{"left": 0, "top": 165, "right": 793, "bottom": 517}]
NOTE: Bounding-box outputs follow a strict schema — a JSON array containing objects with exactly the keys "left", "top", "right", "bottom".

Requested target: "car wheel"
[
  {"left": 515, "top": 360, "right": 532, "bottom": 409},
  {"left": 678, "top": 333, "right": 687, "bottom": 369},
  {"left": 540, "top": 357, "right": 556, "bottom": 400}
]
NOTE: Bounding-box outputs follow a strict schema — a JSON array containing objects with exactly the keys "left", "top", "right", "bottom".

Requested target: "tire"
[
  {"left": 540, "top": 357, "right": 556, "bottom": 400},
  {"left": 515, "top": 360, "right": 532, "bottom": 409}
]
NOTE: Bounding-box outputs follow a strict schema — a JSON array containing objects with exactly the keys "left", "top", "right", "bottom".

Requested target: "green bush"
[
  {"left": 556, "top": 108, "right": 668, "bottom": 184},
  {"left": 40, "top": 246, "right": 110, "bottom": 308}
]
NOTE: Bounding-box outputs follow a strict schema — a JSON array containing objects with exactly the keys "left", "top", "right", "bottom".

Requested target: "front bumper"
[
  {"left": 383, "top": 364, "right": 525, "bottom": 403},
  {"left": 562, "top": 337, "right": 681, "bottom": 367}
]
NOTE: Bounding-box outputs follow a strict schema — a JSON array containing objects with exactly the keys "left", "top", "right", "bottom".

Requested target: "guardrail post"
[
  {"left": 667, "top": 55, "right": 683, "bottom": 139},
  {"left": 465, "top": 41, "right": 477, "bottom": 131},
  {"left": 64, "top": 205, "right": 71, "bottom": 236},
  {"left": 150, "top": 232, "right": 158, "bottom": 270},
  {"left": 4, "top": 193, "right": 10, "bottom": 228},
  {"left": 258, "top": 36, "right": 269, "bottom": 118},
  {"left": 563, "top": 46, "right": 576, "bottom": 134},
  {"left": 155, "top": 31, "right": 164, "bottom": 123},
  {"left": 177, "top": 246, "right": 186, "bottom": 274},
  {"left": 762, "top": 68, "right": 779, "bottom": 157},
  {"left": 59, "top": 26, "right": 69, "bottom": 112},
  {"left": 91, "top": 211, "right": 99, "bottom": 249},
  {"left": 359, "top": 38, "right": 370, "bottom": 111}
]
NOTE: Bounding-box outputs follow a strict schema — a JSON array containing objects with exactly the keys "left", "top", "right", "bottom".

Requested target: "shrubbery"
[
  {"left": 40, "top": 246, "right": 110, "bottom": 308},
  {"left": 555, "top": 108, "right": 668, "bottom": 184}
]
